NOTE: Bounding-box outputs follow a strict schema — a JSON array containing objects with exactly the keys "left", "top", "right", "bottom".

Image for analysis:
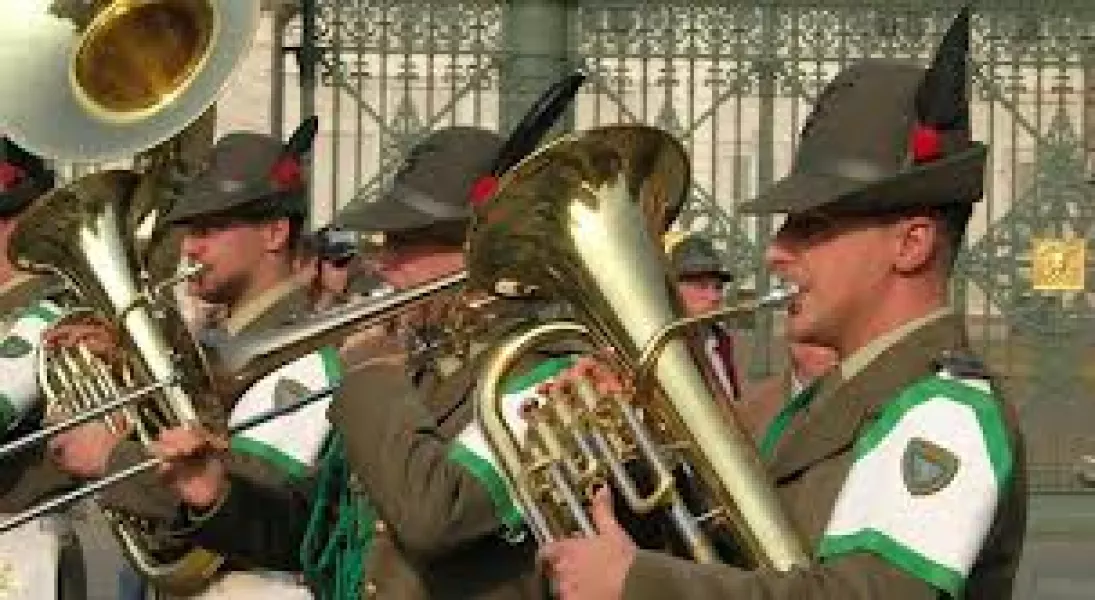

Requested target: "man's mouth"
[{"left": 782, "top": 282, "right": 805, "bottom": 315}]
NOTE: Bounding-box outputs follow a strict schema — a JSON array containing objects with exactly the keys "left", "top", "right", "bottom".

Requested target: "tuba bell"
[
  {"left": 0, "top": 0, "right": 260, "bottom": 594},
  {"left": 466, "top": 125, "right": 811, "bottom": 570},
  {"left": 0, "top": 0, "right": 259, "bottom": 163}
]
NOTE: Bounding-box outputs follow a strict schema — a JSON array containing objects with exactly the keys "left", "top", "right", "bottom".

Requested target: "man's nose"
[{"left": 179, "top": 234, "right": 203, "bottom": 258}]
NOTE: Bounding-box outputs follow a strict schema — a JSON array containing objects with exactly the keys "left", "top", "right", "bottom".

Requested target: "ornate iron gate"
[{"left": 283, "top": 0, "right": 1093, "bottom": 496}]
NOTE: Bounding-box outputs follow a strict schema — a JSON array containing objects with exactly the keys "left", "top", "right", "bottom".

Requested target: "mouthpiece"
[
  {"left": 759, "top": 283, "right": 800, "bottom": 307},
  {"left": 180, "top": 259, "right": 206, "bottom": 280}
]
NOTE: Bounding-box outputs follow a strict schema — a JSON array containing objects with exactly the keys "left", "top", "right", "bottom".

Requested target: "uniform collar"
[
  {"left": 768, "top": 311, "right": 968, "bottom": 481},
  {"left": 223, "top": 277, "right": 311, "bottom": 337},
  {"left": 839, "top": 306, "right": 953, "bottom": 381}
]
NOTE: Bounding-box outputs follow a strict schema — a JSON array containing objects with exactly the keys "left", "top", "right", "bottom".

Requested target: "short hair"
[{"left": 930, "top": 204, "right": 973, "bottom": 273}]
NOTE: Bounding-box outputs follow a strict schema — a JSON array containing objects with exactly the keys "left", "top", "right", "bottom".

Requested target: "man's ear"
[
  {"left": 892, "top": 215, "right": 939, "bottom": 274},
  {"left": 261, "top": 218, "right": 293, "bottom": 253}
]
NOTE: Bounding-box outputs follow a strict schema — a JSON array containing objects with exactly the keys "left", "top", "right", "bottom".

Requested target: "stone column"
[{"left": 499, "top": 0, "right": 574, "bottom": 134}]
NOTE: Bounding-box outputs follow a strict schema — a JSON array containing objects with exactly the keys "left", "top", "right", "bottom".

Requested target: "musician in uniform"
[
  {"left": 46, "top": 121, "right": 332, "bottom": 599},
  {"left": 540, "top": 9, "right": 1028, "bottom": 598},
  {"left": 150, "top": 125, "right": 559, "bottom": 599},
  {"left": 0, "top": 137, "right": 91, "bottom": 600}
]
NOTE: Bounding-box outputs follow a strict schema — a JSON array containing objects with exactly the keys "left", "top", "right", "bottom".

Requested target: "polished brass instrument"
[
  {"left": 0, "top": 0, "right": 258, "bottom": 163},
  {"left": 16, "top": 172, "right": 225, "bottom": 594},
  {"left": 466, "top": 125, "right": 811, "bottom": 570},
  {"left": 0, "top": 0, "right": 260, "bottom": 593}
]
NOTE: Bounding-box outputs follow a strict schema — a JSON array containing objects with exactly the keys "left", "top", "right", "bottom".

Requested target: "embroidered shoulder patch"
[
  {"left": 902, "top": 437, "right": 959, "bottom": 496},
  {"left": 273, "top": 377, "right": 312, "bottom": 410},
  {"left": 0, "top": 336, "right": 32, "bottom": 359}
]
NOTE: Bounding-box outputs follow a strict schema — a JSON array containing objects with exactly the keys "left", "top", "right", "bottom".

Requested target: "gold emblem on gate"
[{"left": 1032, "top": 238, "right": 1085, "bottom": 291}]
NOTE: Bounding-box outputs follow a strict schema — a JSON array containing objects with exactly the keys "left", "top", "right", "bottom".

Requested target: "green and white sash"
[
  {"left": 0, "top": 300, "right": 61, "bottom": 433},
  {"left": 818, "top": 372, "right": 1014, "bottom": 597},
  {"left": 447, "top": 355, "right": 576, "bottom": 538},
  {"left": 229, "top": 346, "right": 342, "bottom": 479}
]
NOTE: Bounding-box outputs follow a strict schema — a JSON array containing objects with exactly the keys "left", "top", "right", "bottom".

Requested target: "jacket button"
[{"left": 374, "top": 520, "right": 387, "bottom": 534}]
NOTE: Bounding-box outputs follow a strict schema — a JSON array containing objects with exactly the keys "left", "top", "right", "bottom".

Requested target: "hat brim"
[
  {"left": 739, "top": 143, "right": 987, "bottom": 215},
  {"left": 164, "top": 184, "right": 303, "bottom": 226},
  {"left": 679, "top": 269, "right": 736, "bottom": 283},
  {"left": 334, "top": 189, "right": 442, "bottom": 233}
]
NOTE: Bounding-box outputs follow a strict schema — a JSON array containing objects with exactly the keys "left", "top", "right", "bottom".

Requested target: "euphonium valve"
[{"left": 467, "top": 125, "right": 811, "bottom": 570}]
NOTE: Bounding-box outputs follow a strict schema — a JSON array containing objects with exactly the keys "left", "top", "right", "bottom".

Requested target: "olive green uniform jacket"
[
  {"left": 96, "top": 280, "right": 316, "bottom": 524},
  {"left": 0, "top": 279, "right": 318, "bottom": 590},
  {"left": 0, "top": 273, "right": 86, "bottom": 600},
  {"left": 177, "top": 301, "right": 549, "bottom": 599},
  {"left": 0, "top": 273, "right": 76, "bottom": 510},
  {"left": 622, "top": 312, "right": 1027, "bottom": 599}
]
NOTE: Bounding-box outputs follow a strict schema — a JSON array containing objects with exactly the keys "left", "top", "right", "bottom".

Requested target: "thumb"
[{"left": 590, "top": 486, "right": 625, "bottom": 538}]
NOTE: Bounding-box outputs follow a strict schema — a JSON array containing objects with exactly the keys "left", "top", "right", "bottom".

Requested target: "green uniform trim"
[
  {"left": 450, "top": 354, "right": 577, "bottom": 534},
  {"left": 17, "top": 300, "right": 60, "bottom": 324},
  {"left": 818, "top": 374, "right": 1013, "bottom": 597},
  {"left": 852, "top": 375, "right": 1013, "bottom": 487},
  {"left": 449, "top": 443, "right": 524, "bottom": 532},
  {"left": 0, "top": 393, "right": 16, "bottom": 434},
  {"left": 500, "top": 355, "right": 576, "bottom": 395},
  {"left": 229, "top": 346, "right": 343, "bottom": 482},
  {"left": 230, "top": 437, "right": 309, "bottom": 481},
  {"left": 318, "top": 345, "right": 344, "bottom": 384},
  {"left": 758, "top": 381, "right": 820, "bottom": 459},
  {"left": 819, "top": 529, "right": 964, "bottom": 597}
]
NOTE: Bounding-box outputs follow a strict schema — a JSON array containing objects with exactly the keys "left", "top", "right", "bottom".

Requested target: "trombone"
[
  {"left": 0, "top": 381, "right": 338, "bottom": 534},
  {"left": 0, "top": 269, "right": 469, "bottom": 533}
]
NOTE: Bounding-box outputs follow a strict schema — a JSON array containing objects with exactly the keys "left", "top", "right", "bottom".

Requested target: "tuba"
[
  {"left": 465, "top": 125, "right": 811, "bottom": 570},
  {"left": 0, "top": 0, "right": 260, "bottom": 594}
]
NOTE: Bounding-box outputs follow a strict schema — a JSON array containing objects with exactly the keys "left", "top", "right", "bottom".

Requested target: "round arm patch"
[{"left": 818, "top": 375, "right": 1014, "bottom": 597}]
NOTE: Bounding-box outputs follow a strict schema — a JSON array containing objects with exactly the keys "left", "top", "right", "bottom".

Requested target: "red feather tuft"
[
  {"left": 270, "top": 156, "right": 303, "bottom": 190},
  {"left": 0, "top": 162, "right": 25, "bottom": 192},
  {"left": 910, "top": 124, "right": 943, "bottom": 164},
  {"left": 468, "top": 175, "right": 499, "bottom": 208}
]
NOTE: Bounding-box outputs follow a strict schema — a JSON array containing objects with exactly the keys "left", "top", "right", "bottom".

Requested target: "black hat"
[
  {"left": 669, "top": 234, "right": 734, "bottom": 282},
  {"left": 334, "top": 126, "right": 502, "bottom": 234},
  {"left": 164, "top": 117, "right": 319, "bottom": 225},
  {"left": 741, "top": 7, "right": 984, "bottom": 215},
  {"left": 0, "top": 137, "right": 55, "bottom": 217}
]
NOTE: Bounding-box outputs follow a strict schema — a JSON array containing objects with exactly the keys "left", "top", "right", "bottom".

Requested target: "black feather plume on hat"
[
  {"left": 915, "top": 6, "right": 971, "bottom": 131},
  {"left": 284, "top": 115, "right": 320, "bottom": 157},
  {"left": 270, "top": 116, "right": 319, "bottom": 190},
  {"left": 490, "top": 69, "right": 587, "bottom": 177}
]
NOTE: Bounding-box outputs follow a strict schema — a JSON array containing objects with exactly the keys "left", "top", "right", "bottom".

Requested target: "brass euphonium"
[
  {"left": 465, "top": 125, "right": 811, "bottom": 570},
  {"left": 0, "top": 0, "right": 260, "bottom": 594},
  {"left": 13, "top": 172, "right": 226, "bottom": 595}
]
